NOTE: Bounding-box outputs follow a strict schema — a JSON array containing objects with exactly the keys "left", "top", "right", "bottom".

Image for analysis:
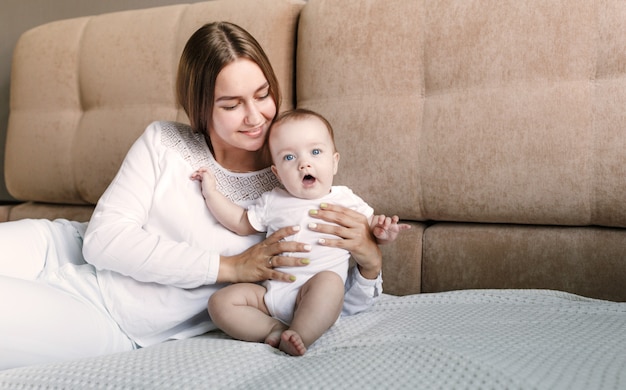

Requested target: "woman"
[{"left": 0, "top": 22, "right": 382, "bottom": 370}]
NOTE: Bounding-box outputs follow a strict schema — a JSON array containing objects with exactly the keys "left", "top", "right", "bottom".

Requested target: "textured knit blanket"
[{"left": 1, "top": 289, "right": 625, "bottom": 389}]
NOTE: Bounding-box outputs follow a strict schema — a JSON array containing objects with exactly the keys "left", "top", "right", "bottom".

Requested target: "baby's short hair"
[{"left": 271, "top": 108, "right": 336, "bottom": 150}]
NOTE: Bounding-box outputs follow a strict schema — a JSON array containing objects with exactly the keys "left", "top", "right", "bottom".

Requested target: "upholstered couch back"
[
  {"left": 5, "top": 0, "right": 626, "bottom": 301},
  {"left": 5, "top": 0, "right": 301, "bottom": 221}
]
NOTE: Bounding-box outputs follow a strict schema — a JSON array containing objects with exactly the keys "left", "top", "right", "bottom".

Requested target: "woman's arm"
[
  {"left": 308, "top": 203, "right": 384, "bottom": 314},
  {"left": 218, "top": 225, "right": 312, "bottom": 284},
  {"left": 342, "top": 264, "right": 382, "bottom": 316},
  {"left": 309, "top": 203, "right": 383, "bottom": 278},
  {"left": 83, "top": 123, "right": 219, "bottom": 288},
  {"left": 84, "top": 122, "right": 309, "bottom": 288}
]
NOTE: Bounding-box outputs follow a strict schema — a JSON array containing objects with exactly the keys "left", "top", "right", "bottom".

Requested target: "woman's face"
[{"left": 210, "top": 58, "right": 277, "bottom": 154}]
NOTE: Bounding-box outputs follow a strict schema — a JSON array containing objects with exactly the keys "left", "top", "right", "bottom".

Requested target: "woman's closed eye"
[
  {"left": 255, "top": 90, "right": 270, "bottom": 101},
  {"left": 219, "top": 100, "right": 240, "bottom": 111}
]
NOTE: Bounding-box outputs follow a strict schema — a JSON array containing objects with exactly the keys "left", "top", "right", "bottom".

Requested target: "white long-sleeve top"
[{"left": 83, "top": 121, "right": 382, "bottom": 347}]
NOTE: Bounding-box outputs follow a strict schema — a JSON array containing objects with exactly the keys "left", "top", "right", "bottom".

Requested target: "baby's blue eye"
[
  {"left": 312, "top": 149, "right": 321, "bottom": 156},
  {"left": 284, "top": 154, "right": 295, "bottom": 161}
]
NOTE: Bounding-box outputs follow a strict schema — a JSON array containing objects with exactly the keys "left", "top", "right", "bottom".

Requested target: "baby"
[{"left": 191, "top": 108, "right": 409, "bottom": 355}]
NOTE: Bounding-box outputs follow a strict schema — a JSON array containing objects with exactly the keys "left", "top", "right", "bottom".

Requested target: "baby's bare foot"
[
  {"left": 279, "top": 330, "right": 307, "bottom": 356},
  {"left": 264, "top": 323, "right": 286, "bottom": 348}
]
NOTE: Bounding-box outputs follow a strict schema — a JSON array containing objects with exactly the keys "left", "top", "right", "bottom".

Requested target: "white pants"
[{"left": 0, "top": 219, "right": 135, "bottom": 370}]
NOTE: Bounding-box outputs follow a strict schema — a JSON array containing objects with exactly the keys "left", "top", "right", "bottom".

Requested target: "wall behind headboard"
[{"left": 0, "top": 0, "right": 210, "bottom": 202}]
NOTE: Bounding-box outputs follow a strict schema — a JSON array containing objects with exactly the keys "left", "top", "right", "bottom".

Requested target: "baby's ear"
[
  {"left": 271, "top": 165, "right": 282, "bottom": 183},
  {"left": 333, "top": 152, "right": 340, "bottom": 174}
]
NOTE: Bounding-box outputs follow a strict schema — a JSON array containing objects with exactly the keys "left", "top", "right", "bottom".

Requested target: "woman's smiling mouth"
[{"left": 240, "top": 126, "right": 264, "bottom": 138}]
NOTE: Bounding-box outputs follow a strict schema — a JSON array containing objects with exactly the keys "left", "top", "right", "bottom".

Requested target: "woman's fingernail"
[
  {"left": 318, "top": 238, "right": 326, "bottom": 245},
  {"left": 303, "top": 244, "right": 312, "bottom": 251},
  {"left": 292, "top": 225, "right": 301, "bottom": 231},
  {"left": 309, "top": 209, "right": 318, "bottom": 215},
  {"left": 308, "top": 223, "right": 317, "bottom": 229},
  {"left": 320, "top": 203, "right": 328, "bottom": 209},
  {"left": 301, "top": 258, "right": 310, "bottom": 265},
  {"left": 289, "top": 275, "right": 297, "bottom": 282}
]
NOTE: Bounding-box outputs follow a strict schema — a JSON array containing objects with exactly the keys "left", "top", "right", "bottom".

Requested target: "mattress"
[{"left": 1, "top": 289, "right": 624, "bottom": 389}]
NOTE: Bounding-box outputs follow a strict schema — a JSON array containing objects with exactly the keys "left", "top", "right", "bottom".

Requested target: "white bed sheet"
[{"left": 1, "top": 289, "right": 624, "bottom": 389}]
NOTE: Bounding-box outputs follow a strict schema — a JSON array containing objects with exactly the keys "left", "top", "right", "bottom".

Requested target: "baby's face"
[{"left": 269, "top": 117, "right": 339, "bottom": 199}]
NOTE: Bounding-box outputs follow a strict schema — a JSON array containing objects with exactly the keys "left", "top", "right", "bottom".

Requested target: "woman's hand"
[
  {"left": 217, "top": 225, "right": 311, "bottom": 283},
  {"left": 308, "top": 203, "right": 382, "bottom": 279}
]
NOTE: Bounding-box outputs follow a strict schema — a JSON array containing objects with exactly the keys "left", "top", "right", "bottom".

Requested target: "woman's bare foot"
[
  {"left": 279, "top": 330, "right": 307, "bottom": 356},
  {"left": 264, "top": 323, "right": 287, "bottom": 348}
]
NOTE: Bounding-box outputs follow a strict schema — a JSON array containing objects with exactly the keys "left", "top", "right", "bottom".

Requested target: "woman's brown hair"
[{"left": 176, "top": 22, "right": 281, "bottom": 137}]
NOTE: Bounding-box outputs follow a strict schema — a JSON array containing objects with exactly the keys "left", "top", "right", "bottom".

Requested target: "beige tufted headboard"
[
  {"left": 5, "top": 0, "right": 626, "bottom": 300},
  {"left": 5, "top": 0, "right": 303, "bottom": 222}
]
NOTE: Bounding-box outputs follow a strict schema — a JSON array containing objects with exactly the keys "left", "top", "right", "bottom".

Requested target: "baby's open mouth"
[{"left": 303, "top": 174, "right": 316, "bottom": 185}]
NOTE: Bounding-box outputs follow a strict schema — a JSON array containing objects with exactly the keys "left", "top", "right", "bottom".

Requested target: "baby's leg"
[
  {"left": 280, "top": 271, "right": 344, "bottom": 356},
  {"left": 208, "top": 283, "right": 286, "bottom": 346}
]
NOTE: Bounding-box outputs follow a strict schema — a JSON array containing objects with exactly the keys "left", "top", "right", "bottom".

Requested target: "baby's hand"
[
  {"left": 371, "top": 215, "right": 411, "bottom": 244},
  {"left": 190, "top": 167, "right": 218, "bottom": 198}
]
